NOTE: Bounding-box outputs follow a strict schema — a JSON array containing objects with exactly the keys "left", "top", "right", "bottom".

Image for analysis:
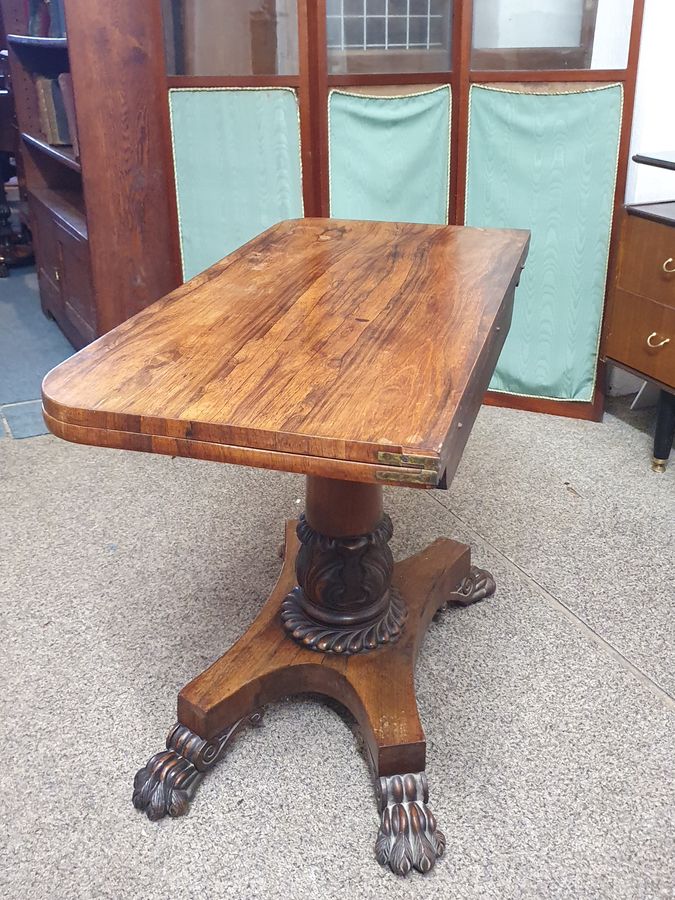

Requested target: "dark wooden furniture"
[
  {"left": 603, "top": 153, "right": 675, "bottom": 471},
  {"left": 43, "top": 219, "right": 529, "bottom": 876},
  {"left": 0, "top": 14, "right": 32, "bottom": 276},
  {"left": 0, "top": 47, "right": 15, "bottom": 277},
  {"left": 0, "top": 0, "right": 180, "bottom": 347}
]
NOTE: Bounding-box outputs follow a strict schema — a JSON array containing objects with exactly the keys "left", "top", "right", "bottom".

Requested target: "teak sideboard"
[{"left": 603, "top": 200, "right": 675, "bottom": 470}]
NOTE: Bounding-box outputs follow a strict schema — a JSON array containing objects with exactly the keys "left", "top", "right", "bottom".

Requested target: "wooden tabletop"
[{"left": 43, "top": 219, "right": 529, "bottom": 488}]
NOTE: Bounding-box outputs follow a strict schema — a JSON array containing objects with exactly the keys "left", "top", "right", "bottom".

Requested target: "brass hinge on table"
[
  {"left": 376, "top": 469, "right": 439, "bottom": 486},
  {"left": 375, "top": 452, "right": 441, "bottom": 485},
  {"left": 377, "top": 451, "right": 440, "bottom": 471}
]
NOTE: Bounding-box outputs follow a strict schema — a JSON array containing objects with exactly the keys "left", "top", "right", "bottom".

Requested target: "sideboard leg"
[{"left": 652, "top": 389, "right": 675, "bottom": 473}]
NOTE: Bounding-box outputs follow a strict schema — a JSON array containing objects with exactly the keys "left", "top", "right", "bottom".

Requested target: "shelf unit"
[
  {"left": 0, "top": 0, "right": 181, "bottom": 348},
  {"left": 6, "top": 33, "right": 67, "bottom": 49}
]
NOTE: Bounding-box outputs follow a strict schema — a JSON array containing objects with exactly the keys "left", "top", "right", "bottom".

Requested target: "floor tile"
[
  {"left": 2, "top": 400, "right": 48, "bottom": 439},
  {"left": 434, "top": 403, "right": 675, "bottom": 695},
  {"left": 0, "top": 268, "right": 73, "bottom": 404}
]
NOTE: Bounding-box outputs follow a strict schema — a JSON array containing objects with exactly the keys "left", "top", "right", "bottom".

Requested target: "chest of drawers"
[{"left": 604, "top": 203, "right": 675, "bottom": 470}]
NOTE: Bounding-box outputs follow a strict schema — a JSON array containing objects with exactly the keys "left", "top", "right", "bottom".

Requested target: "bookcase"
[{"left": 0, "top": 0, "right": 181, "bottom": 347}]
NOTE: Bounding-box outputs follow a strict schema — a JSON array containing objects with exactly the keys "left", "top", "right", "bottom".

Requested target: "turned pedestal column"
[{"left": 281, "top": 478, "right": 407, "bottom": 654}]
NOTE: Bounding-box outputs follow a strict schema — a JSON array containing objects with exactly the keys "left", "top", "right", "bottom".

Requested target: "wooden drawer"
[
  {"left": 29, "top": 192, "right": 96, "bottom": 347},
  {"left": 30, "top": 199, "right": 64, "bottom": 315},
  {"left": 617, "top": 214, "right": 675, "bottom": 309},
  {"left": 605, "top": 289, "right": 675, "bottom": 388},
  {"left": 59, "top": 229, "right": 96, "bottom": 344}
]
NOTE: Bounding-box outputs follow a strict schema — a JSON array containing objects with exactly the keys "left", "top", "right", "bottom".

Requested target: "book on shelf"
[
  {"left": 57, "top": 74, "right": 79, "bottom": 159},
  {"left": 50, "top": 78, "right": 71, "bottom": 144},
  {"left": 34, "top": 75, "right": 71, "bottom": 146},
  {"left": 48, "top": 0, "right": 67, "bottom": 38},
  {"left": 35, "top": 75, "right": 55, "bottom": 141},
  {"left": 27, "top": 0, "right": 50, "bottom": 37},
  {"left": 26, "top": 0, "right": 67, "bottom": 38}
]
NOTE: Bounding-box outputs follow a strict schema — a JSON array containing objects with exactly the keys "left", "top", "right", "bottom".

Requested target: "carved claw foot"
[
  {"left": 375, "top": 773, "right": 446, "bottom": 876},
  {"left": 446, "top": 565, "right": 496, "bottom": 608},
  {"left": 132, "top": 711, "right": 263, "bottom": 821}
]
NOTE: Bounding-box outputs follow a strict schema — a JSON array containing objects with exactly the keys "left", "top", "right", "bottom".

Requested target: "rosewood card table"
[{"left": 42, "top": 219, "right": 529, "bottom": 877}]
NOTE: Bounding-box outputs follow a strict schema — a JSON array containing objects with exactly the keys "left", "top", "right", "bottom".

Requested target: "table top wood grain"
[{"left": 43, "top": 219, "right": 529, "bottom": 488}]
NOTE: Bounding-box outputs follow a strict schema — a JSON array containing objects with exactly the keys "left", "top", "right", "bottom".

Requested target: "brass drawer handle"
[
  {"left": 663, "top": 258, "right": 675, "bottom": 273},
  {"left": 647, "top": 332, "right": 670, "bottom": 349}
]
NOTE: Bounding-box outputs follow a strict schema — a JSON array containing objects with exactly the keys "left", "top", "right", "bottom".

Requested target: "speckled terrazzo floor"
[{"left": 1, "top": 395, "right": 673, "bottom": 899}]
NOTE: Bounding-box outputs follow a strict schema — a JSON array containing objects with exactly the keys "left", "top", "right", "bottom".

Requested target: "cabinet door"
[
  {"left": 57, "top": 227, "right": 96, "bottom": 344},
  {"left": 29, "top": 197, "right": 97, "bottom": 347},
  {"left": 30, "top": 200, "right": 64, "bottom": 320}
]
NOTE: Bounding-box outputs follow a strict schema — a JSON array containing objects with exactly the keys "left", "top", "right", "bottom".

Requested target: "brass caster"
[{"left": 651, "top": 457, "right": 668, "bottom": 474}]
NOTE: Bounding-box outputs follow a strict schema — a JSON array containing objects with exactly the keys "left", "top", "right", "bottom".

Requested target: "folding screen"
[
  {"left": 169, "top": 87, "right": 304, "bottom": 280},
  {"left": 466, "top": 84, "right": 623, "bottom": 403},
  {"left": 157, "top": 0, "right": 644, "bottom": 420},
  {"left": 328, "top": 87, "right": 452, "bottom": 225}
]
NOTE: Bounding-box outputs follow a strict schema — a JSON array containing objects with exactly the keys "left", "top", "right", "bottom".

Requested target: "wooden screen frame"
[
  {"left": 157, "top": 0, "right": 646, "bottom": 422},
  {"left": 162, "top": 0, "right": 317, "bottom": 218}
]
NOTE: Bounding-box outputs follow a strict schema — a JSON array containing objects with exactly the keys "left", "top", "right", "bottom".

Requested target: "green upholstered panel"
[
  {"left": 169, "top": 88, "right": 303, "bottom": 281},
  {"left": 466, "top": 84, "right": 622, "bottom": 403},
  {"left": 329, "top": 86, "right": 451, "bottom": 225}
]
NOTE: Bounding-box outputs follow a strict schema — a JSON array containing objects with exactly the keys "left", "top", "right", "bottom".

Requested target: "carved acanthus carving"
[{"left": 281, "top": 514, "right": 407, "bottom": 654}]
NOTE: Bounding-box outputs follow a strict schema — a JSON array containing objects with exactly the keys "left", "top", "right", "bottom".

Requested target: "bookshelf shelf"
[
  {"left": 28, "top": 187, "right": 88, "bottom": 241},
  {"left": 7, "top": 34, "right": 68, "bottom": 49},
  {"left": 22, "top": 131, "right": 80, "bottom": 172}
]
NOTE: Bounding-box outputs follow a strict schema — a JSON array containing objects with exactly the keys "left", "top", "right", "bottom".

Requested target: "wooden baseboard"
[{"left": 484, "top": 385, "right": 604, "bottom": 422}]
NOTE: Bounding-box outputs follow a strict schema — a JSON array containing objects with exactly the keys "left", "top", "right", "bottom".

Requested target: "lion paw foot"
[{"left": 375, "top": 773, "right": 445, "bottom": 876}]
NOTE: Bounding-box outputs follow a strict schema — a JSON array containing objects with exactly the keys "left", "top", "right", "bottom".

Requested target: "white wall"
[
  {"left": 472, "top": 0, "right": 582, "bottom": 49},
  {"left": 591, "top": 0, "right": 633, "bottom": 68},
  {"left": 625, "top": 0, "right": 675, "bottom": 204}
]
